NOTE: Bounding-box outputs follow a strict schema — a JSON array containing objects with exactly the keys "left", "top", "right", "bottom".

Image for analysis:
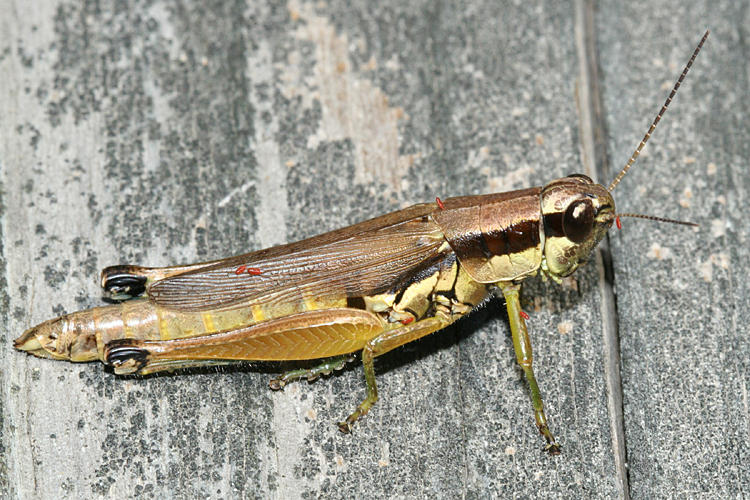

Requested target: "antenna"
[
  {"left": 608, "top": 30, "right": 709, "bottom": 192},
  {"left": 615, "top": 213, "right": 698, "bottom": 228}
]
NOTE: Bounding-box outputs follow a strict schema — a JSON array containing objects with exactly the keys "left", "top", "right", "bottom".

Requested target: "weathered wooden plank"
[
  {"left": 2, "top": 0, "right": 712, "bottom": 497},
  {"left": 597, "top": 1, "right": 749, "bottom": 497}
]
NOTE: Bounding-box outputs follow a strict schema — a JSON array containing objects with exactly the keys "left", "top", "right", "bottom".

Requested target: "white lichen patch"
[
  {"left": 716, "top": 253, "right": 730, "bottom": 270},
  {"left": 378, "top": 443, "right": 390, "bottom": 467},
  {"left": 707, "top": 162, "right": 717, "bottom": 175},
  {"left": 384, "top": 54, "right": 400, "bottom": 71},
  {"left": 699, "top": 259, "right": 713, "bottom": 282},
  {"left": 647, "top": 242, "right": 673, "bottom": 260},
  {"left": 558, "top": 320, "right": 574, "bottom": 335},
  {"left": 362, "top": 55, "right": 377, "bottom": 71},
  {"left": 698, "top": 253, "right": 729, "bottom": 283},
  {"left": 710, "top": 219, "right": 726, "bottom": 238},
  {"left": 679, "top": 187, "right": 693, "bottom": 208},
  {"left": 720, "top": 253, "right": 730, "bottom": 269}
]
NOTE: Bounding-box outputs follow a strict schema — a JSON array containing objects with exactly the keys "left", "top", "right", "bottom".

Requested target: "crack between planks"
[{"left": 574, "top": 1, "right": 631, "bottom": 498}]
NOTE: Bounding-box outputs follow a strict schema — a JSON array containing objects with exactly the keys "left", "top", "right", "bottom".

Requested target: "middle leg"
[{"left": 338, "top": 315, "right": 451, "bottom": 432}]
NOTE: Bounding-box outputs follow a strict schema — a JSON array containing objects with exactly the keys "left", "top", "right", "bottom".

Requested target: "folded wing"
[{"left": 147, "top": 204, "right": 448, "bottom": 312}]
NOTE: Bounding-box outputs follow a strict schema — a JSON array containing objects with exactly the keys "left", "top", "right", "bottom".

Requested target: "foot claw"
[
  {"left": 337, "top": 421, "right": 352, "bottom": 434},
  {"left": 268, "top": 378, "right": 285, "bottom": 390},
  {"left": 544, "top": 442, "right": 562, "bottom": 455}
]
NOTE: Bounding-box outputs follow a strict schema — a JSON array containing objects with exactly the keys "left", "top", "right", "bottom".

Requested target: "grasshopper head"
[
  {"left": 540, "top": 174, "right": 615, "bottom": 278},
  {"left": 536, "top": 32, "right": 709, "bottom": 280}
]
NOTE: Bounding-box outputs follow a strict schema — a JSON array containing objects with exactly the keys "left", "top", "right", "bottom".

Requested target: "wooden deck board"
[{"left": 1, "top": 1, "right": 745, "bottom": 498}]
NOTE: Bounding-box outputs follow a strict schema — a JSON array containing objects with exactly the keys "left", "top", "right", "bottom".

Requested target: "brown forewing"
[{"left": 147, "top": 203, "right": 448, "bottom": 312}]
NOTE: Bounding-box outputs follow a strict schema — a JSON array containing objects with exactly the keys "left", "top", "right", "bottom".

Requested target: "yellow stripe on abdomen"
[
  {"left": 251, "top": 304, "right": 265, "bottom": 322},
  {"left": 201, "top": 312, "right": 216, "bottom": 333}
]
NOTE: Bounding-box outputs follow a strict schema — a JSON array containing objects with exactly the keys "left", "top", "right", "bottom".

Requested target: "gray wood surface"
[{"left": 1, "top": 0, "right": 746, "bottom": 498}]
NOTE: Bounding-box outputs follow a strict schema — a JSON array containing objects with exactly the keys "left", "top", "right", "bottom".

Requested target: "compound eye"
[{"left": 563, "top": 198, "right": 595, "bottom": 243}]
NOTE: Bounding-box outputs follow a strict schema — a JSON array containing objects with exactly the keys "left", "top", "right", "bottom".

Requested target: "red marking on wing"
[
  {"left": 520, "top": 311, "right": 529, "bottom": 320},
  {"left": 235, "top": 265, "right": 247, "bottom": 275},
  {"left": 616, "top": 216, "right": 622, "bottom": 230},
  {"left": 435, "top": 197, "right": 445, "bottom": 210}
]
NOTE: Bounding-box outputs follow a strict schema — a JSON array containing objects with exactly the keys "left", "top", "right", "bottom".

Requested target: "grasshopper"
[{"left": 14, "top": 31, "right": 708, "bottom": 454}]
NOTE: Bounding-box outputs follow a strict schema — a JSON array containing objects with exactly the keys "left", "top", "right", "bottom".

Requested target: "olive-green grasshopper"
[{"left": 14, "top": 31, "right": 708, "bottom": 454}]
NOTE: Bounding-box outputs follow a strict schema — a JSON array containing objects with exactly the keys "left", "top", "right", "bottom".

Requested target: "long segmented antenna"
[
  {"left": 615, "top": 213, "right": 698, "bottom": 227},
  {"left": 608, "top": 30, "right": 709, "bottom": 192}
]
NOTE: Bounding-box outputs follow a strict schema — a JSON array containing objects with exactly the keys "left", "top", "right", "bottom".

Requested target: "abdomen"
[{"left": 15, "top": 293, "right": 348, "bottom": 363}]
